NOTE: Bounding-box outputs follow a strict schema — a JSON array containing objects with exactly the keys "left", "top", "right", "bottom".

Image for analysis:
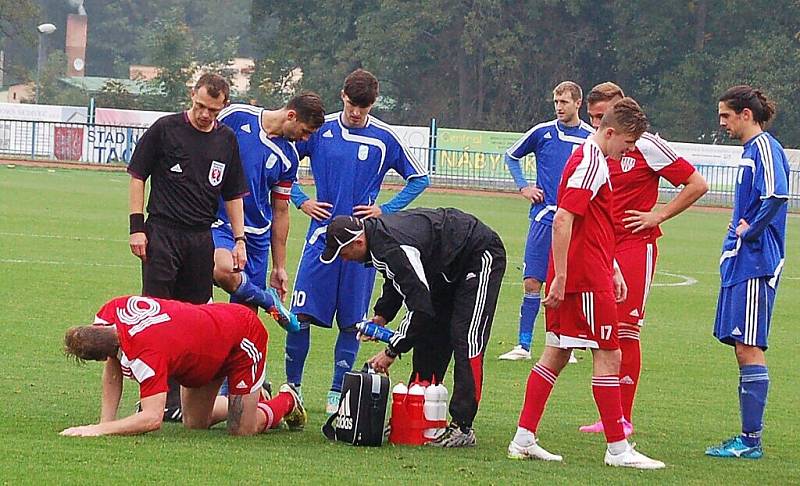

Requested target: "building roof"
[{"left": 58, "top": 76, "right": 159, "bottom": 95}]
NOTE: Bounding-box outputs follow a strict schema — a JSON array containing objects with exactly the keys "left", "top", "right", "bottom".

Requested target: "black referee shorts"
[
  {"left": 141, "top": 220, "right": 214, "bottom": 304},
  {"left": 411, "top": 235, "right": 506, "bottom": 428}
]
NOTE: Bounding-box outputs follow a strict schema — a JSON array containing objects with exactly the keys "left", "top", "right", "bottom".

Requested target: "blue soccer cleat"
[
  {"left": 266, "top": 287, "right": 300, "bottom": 333},
  {"left": 705, "top": 436, "right": 763, "bottom": 459}
]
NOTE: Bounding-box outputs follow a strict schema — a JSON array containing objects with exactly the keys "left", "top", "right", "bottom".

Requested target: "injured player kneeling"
[{"left": 60, "top": 295, "right": 306, "bottom": 437}]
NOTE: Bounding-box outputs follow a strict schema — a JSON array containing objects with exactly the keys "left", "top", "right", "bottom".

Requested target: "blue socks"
[
  {"left": 739, "top": 364, "right": 769, "bottom": 446},
  {"left": 231, "top": 272, "right": 276, "bottom": 309},
  {"left": 285, "top": 325, "right": 310, "bottom": 386},
  {"left": 518, "top": 293, "right": 540, "bottom": 351},
  {"left": 331, "top": 327, "right": 360, "bottom": 393}
]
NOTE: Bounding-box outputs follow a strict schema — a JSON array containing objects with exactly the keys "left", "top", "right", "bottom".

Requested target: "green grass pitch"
[{"left": 0, "top": 165, "right": 798, "bottom": 484}]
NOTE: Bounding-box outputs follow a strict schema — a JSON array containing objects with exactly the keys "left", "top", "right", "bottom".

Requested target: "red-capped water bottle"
[{"left": 356, "top": 319, "right": 396, "bottom": 343}]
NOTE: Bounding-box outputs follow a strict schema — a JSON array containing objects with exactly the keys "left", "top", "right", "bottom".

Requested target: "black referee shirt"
[{"left": 128, "top": 112, "right": 248, "bottom": 230}]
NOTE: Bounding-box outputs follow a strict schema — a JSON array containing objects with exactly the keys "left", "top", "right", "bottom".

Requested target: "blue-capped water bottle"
[{"left": 356, "top": 320, "right": 395, "bottom": 343}]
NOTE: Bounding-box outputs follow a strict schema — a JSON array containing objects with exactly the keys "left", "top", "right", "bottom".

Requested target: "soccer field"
[{"left": 1, "top": 165, "right": 798, "bottom": 484}]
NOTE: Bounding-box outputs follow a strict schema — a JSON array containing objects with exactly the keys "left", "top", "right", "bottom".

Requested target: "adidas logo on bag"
[{"left": 336, "top": 390, "right": 354, "bottom": 430}]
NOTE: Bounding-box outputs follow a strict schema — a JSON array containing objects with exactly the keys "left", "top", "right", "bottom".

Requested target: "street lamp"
[{"left": 35, "top": 23, "right": 57, "bottom": 104}]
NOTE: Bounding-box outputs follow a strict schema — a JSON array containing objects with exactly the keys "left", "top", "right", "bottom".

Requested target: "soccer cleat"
[
  {"left": 604, "top": 443, "right": 665, "bottom": 469},
  {"left": 498, "top": 345, "right": 531, "bottom": 361},
  {"left": 578, "top": 418, "right": 634, "bottom": 437},
  {"left": 266, "top": 287, "right": 300, "bottom": 333},
  {"left": 326, "top": 390, "right": 341, "bottom": 416},
  {"left": 163, "top": 406, "right": 183, "bottom": 423},
  {"left": 280, "top": 383, "right": 307, "bottom": 431},
  {"left": 262, "top": 381, "right": 273, "bottom": 401},
  {"left": 507, "top": 438, "right": 563, "bottom": 461},
  {"left": 428, "top": 423, "right": 476, "bottom": 448},
  {"left": 705, "top": 436, "right": 763, "bottom": 459}
]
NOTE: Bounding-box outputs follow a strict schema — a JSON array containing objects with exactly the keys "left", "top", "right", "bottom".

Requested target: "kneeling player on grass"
[
  {"left": 60, "top": 296, "right": 306, "bottom": 437},
  {"left": 508, "top": 99, "right": 664, "bottom": 469}
]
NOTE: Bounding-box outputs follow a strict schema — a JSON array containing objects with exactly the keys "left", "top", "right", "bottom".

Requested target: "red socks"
[
  {"left": 618, "top": 326, "right": 641, "bottom": 422},
  {"left": 592, "top": 375, "right": 625, "bottom": 442},
  {"left": 518, "top": 363, "right": 558, "bottom": 433},
  {"left": 257, "top": 392, "right": 295, "bottom": 431}
]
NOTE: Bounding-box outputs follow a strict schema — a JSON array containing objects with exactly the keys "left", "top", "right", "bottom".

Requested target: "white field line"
[{"left": 0, "top": 258, "right": 138, "bottom": 269}]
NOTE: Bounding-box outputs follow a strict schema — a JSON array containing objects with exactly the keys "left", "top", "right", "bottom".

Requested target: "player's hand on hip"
[
  {"left": 232, "top": 240, "right": 247, "bottom": 272},
  {"left": 622, "top": 209, "right": 664, "bottom": 233},
  {"left": 520, "top": 185, "right": 544, "bottom": 203},
  {"left": 735, "top": 218, "right": 750, "bottom": 237},
  {"left": 129, "top": 232, "right": 148, "bottom": 262},
  {"left": 613, "top": 266, "right": 628, "bottom": 303},
  {"left": 299, "top": 200, "right": 333, "bottom": 221},
  {"left": 353, "top": 204, "right": 382, "bottom": 219},
  {"left": 269, "top": 267, "right": 289, "bottom": 301},
  {"left": 542, "top": 275, "right": 565, "bottom": 308},
  {"left": 60, "top": 424, "right": 102, "bottom": 437}
]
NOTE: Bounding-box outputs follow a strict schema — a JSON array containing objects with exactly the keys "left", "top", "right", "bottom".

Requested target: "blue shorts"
[
  {"left": 714, "top": 277, "right": 777, "bottom": 350},
  {"left": 212, "top": 223, "right": 270, "bottom": 290},
  {"left": 291, "top": 241, "right": 376, "bottom": 329},
  {"left": 523, "top": 219, "right": 551, "bottom": 282}
]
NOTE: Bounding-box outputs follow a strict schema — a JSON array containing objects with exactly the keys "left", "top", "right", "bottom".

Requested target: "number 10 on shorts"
[{"left": 291, "top": 290, "right": 306, "bottom": 308}]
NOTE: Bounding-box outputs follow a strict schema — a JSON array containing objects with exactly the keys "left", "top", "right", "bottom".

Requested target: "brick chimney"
[{"left": 65, "top": 14, "right": 87, "bottom": 77}]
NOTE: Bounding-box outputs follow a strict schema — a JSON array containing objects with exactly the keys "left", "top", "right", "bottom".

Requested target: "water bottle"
[
  {"left": 356, "top": 320, "right": 395, "bottom": 343},
  {"left": 434, "top": 383, "right": 449, "bottom": 436},
  {"left": 389, "top": 382, "right": 409, "bottom": 445},
  {"left": 407, "top": 384, "right": 426, "bottom": 445},
  {"left": 423, "top": 384, "right": 439, "bottom": 439}
]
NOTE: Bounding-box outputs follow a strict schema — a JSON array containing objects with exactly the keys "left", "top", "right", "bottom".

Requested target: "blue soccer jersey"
[
  {"left": 506, "top": 119, "right": 594, "bottom": 224},
  {"left": 720, "top": 132, "right": 789, "bottom": 287},
  {"left": 215, "top": 104, "right": 299, "bottom": 246},
  {"left": 296, "top": 112, "right": 428, "bottom": 241}
]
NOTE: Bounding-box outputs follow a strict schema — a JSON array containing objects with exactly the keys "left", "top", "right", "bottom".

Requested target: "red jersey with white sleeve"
[
  {"left": 547, "top": 138, "right": 615, "bottom": 293},
  {"left": 608, "top": 132, "right": 696, "bottom": 248},
  {"left": 94, "top": 296, "right": 267, "bottom": 399}
]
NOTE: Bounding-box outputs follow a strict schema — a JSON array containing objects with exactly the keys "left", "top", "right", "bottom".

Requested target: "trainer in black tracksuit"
[{"left": 324, "top": 208, "right": 506, "bottom": 429}]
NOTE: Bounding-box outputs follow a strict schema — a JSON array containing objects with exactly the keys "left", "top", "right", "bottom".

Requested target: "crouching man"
[
  {"left": 60, "top": 295, "right": 306, "bottom": 437},
  {"left": 320, "top": 208, "right": 506, "bottom": 447}
]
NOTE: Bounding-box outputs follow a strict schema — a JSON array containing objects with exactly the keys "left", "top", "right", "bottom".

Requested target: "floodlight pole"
[{"left": 35, "top": 23, "right": 57, "bottom": 104}]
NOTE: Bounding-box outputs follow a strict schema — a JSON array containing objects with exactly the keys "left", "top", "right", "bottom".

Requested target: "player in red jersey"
[
  {"left": 579, "top": 83, "right": 708, "bottom": 436},
  {"left": 60, "top": 296, "right": 306, "bottom": 437},
  {"left": 508, "top": 98, "right": 664, "bottom": 469}
]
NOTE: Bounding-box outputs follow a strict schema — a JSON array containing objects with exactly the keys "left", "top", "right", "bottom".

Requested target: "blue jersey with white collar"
[
  {"left": 215, "top": 104, "right": 299, "bottom": 244},
  {"left": 506, "top": 119, "right": 593, "bottom": 223},
  {"left": 296, "top": 112, "right": 427, "bottom": 241},
  {"left": 720, "top": 131, "right": 789, "bottom": 287}
]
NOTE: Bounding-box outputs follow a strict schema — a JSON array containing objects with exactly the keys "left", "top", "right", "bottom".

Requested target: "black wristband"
[
  {"left": 234, "top": 235, "right": 247, "bottom": 243},
  {"left": 129, "top": 213, "right": 145, "bottom": 234},
  {"left": 384, "top": 347, "right": 398, "bottom": 359}
]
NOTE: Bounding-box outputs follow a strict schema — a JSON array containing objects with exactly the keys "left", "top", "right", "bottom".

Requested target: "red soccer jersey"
[
  {"left": 94, "top": 296, "right": 263, "bottom": 398},
  {"left": 608, "top": 132, "right": 696, "bottom": 248},
  {"left": 548, "top": 138, "right": 615, "bottom": 293}
]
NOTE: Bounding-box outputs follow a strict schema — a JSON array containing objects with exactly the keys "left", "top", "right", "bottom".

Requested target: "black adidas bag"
[{"left": 322, "top": 365, "right": 389, "bottom": 446}]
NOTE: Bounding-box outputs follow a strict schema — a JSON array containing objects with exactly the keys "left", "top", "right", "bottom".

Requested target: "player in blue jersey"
[
  {"left": 706, "top": 86, "right": 789, "bottom": 459},
  {"left": 288, "top": 69, "right": 430, "bottom": 413},
  {"left": 498, "top": 81, "right": 594, "bottom": 361},
  {"left": 212, "top": 93, "right": 325, "bottom": 334}
]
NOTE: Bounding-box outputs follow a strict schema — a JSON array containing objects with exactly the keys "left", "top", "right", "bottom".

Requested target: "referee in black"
[
  {"left": 127, "top": 73, "right": 248, "bottom": 420},
  {"left": 321, "top": 208, "right": 506, "bottom": 448}
]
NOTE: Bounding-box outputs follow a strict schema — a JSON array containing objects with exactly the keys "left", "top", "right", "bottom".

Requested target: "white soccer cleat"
[
  {"left": 604, "top": 443, "right": 665, "bottom": 470},
  {"left": 568, "top": 351, "right": 578, "bottom": 364},
  {"left": 498, "top": 345, "right": 532, "bottom": 361},
  {"left": 507, "top": 439, "right": 563, "bottom": 461}
]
